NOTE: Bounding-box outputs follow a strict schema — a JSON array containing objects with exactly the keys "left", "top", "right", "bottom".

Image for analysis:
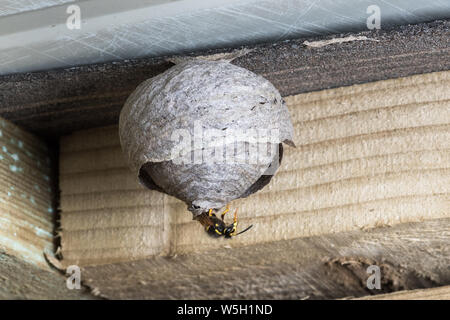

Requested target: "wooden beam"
[
  {"left": 0, "top": 117, "right": 55, "bottom": 269},
  {"left": 0, "top": 252, "right": 96, "bottom": 299},
  {"left": 78, "top": 218, "right": 450, "bottom": 299},
  {"left": 0, "top": 20, "right": 449, "bottom": 138},
  {"left": 0, "top": 116, "right": 97, "bottom": 299}
]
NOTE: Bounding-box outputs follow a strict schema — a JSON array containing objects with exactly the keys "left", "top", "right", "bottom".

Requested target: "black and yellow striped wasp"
[{"left": 195, "top": 205, "right": 253, "bottom": 238}]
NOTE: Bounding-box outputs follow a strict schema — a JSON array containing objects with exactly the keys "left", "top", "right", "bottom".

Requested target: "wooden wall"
[{"left": 58, "top": 71, "right": 450, "bottom": 298}]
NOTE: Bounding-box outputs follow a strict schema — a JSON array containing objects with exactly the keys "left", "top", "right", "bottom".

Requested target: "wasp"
[{"left": 195, "top": 205, "right": 253, "bottom": 238}]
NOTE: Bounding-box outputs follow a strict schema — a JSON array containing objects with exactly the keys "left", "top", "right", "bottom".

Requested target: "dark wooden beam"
[{"left": 0, "top": 20, "right": 449, "bottom": 138}]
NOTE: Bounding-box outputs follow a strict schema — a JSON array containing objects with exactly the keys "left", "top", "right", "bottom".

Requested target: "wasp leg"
[
  {"left": 208, "top": 208, "right": 213, "bottom": 217},
  {"left": 221, "top": 204, "right": 230, "bottom": 221},
  {"left": 230, "top": 208, "right": 238, "bottom": 236}
]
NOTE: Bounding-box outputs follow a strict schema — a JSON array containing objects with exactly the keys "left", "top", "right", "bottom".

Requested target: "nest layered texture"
[{"left": 119, "top": 60, "right": 294, "bottom": 216}]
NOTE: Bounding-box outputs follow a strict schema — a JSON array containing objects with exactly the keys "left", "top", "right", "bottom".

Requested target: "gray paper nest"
[{"left": 119, "top": 59, "right": 295, "bottom": 217}]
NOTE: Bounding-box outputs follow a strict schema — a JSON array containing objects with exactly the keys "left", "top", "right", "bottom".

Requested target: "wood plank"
[
  {"left": 59, "top": 71, "right": 450, "bottom": 266},
  {"left": 79, "top": 218, "right": 450, "bottom": 299},
  {"left": 0, "top": 116, "right": 98, "bottom": 299},
  {"left": 0, "top": 251, "right": 96, "bottom": 299},
  {"left": 1, "top": 20, "right": 449, "bottom": 138},
  {"left": 0, "top": 117, "right": 56, "bottom": 269}
]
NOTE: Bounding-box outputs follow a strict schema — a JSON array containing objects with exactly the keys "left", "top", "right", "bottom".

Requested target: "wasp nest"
[{"left": 119, "top": 59, "right": 294, "bottom": 217}]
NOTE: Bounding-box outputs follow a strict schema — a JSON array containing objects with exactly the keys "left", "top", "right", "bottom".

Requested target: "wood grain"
[
  {"left": 59, "top": 71, "right": 450, "bottom": 267},
  {"left": 1, "top": 20, "right": 449, "bottom": 138},
  {"left": 0, "top": 251, "right": 96, "bottom": 299},
  {"left": 79, "top": 218, "right": 450, "bottom": 299},
  {"left": 0, "top": 117, "right": 56, "bottom": 269}
]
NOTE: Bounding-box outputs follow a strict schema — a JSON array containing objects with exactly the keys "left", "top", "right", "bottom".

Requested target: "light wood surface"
[{"left": 59, "top": 71, "right": 450, "bottom": 267}]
